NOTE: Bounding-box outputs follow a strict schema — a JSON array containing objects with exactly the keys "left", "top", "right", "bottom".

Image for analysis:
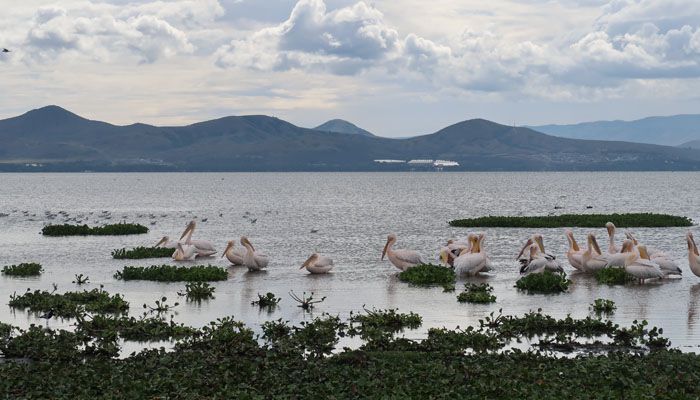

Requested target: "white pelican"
[
  {"left": 454, "top": 234, "right": 491, "bottom": 276},
  {"left": 180, "top": 220, "right": 217, "bottom": 257},
  {"left": 300, "top": 253, "right": 334, "bottom": 274},
  {"left": 240, "top": 236, "right": 269, "bottom": 271},
  {"left": 382, "top": 233, "right": 425, "bottom": 271},
  {"left": 517, "top": 236, "right": 563, "bottom": 274},
  {"left": 652, "top": 252, "right": 682, "bottom": 277},
  {"left": 155, "top": 236, "right": 178, "bottom": 249},
  {"left": 172, "top": 242, "right": 197, "bottom": 261},
  {"left": 605, "top": 239, "right": 634, "bottom": 268},
  {"left": 438, "top": 237, "right": 471, "bottom": 267},
  {"left": 581, "top": 233, "right": 607, "bottom": 273},
  {"left": 606, "top": 222, "right": 619, "bottom": 254},
  {"left": 687, "top": 232, "right": 700, "bottom": 277},
  {"left": 221, "top": 240, "right": 246, "bottom": 265},
  {"left": 624, "top": 245, "right": 663, "bottom": 283},
  {"left": 565, "top": 230, "right": 585, "bottom": 271},
  {"left": 625, "top": 232, "right": 661, "bottom": 257}
]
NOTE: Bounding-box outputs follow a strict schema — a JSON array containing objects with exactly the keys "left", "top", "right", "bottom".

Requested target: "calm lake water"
[{"left": 1, "top": 172, "right": 699, "bottom": 351}]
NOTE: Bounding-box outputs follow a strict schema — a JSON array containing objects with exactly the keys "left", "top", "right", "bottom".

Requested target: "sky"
[{"left": 1, "top": 0, "right": 700, "bottom": 137}]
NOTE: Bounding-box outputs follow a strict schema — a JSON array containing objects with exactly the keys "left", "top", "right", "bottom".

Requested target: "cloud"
[{"left": 18, "top": 1, "right": 224, "bottom": 64}]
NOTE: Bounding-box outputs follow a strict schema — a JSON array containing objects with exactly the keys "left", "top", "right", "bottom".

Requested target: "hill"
[
  {"left": 313, "top": 119, "right": 375, "bottom": 137},
  {"left": 1, "top": 106, "right": 699, "bottom": 171},
  {"left": 530, "top": 115, "right": 700, "bottom": 146}
]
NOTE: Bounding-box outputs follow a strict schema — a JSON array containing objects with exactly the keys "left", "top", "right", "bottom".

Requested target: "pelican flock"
[{"left": 150, "top": 218, "right": 694, "bottom": 285}]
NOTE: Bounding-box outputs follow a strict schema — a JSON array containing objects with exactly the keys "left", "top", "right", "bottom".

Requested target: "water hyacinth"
[
  {"left": 114, "top": 265, "right": 228, "bottom": 282},
  {"left": 111, "top": 246, "right": 174, "bottom": 259},
  {"left": 178, "top": 282, "right": 215, "bottom": 301},
  {"left": 2, "top": 262, "right": 43, "bottom": 276},
  {"left": 515, "top": 271, "right": 571, "bottom": 294},
  {"left": 42, "top": 222, "right": 149, "bottom": 236},
  {"left": 251, "top": 292, "right": 281, "bottom": 309},
  {"left": 398, "top": 264, "right": 456, "bottom": 286},
  {"left": 449, "top": 213, "right": 692, "bottom": 228},
  {"left": 591, "top": 298, "right": 617, "bottom": 314},
  {"left": 457, "top": 283, "right": 497, "bottom": 303},
  {"left": 595, "top": 267, "right": 634, "bottom": 285},
  {"left": 8, "top": 287, "right": 129, "bottom": 318}
]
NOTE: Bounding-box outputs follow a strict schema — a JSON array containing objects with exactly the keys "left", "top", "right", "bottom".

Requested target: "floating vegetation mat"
[
  {"left": 252, "top": 292, "right": 281, "bottom": 309},
  {"left": 458, "top": 283, "right": 497, "bottom": 303},
  {"left": 595, "top": 267, "right": 634, "bottom": 285},
  {"left": 398, "top": 264, "right": 456, "bottom": 286},
  {"left": 112, "top": 247, "right": 174, "bottom": 259},
  {"left": 2, "top": 262, "right": 43, "bottom": 276},
  {"left": 42, "top": 223, "right": 149, "bottom": 236},
  {"left": 8, "top": 288, "right": 129, "bottom": 318},
  {"left": 178, "top": 282, "right": 215, "bottom": 301},
  {"left": 591, "top": 299, "right": 617, "bottom": 314},
  {"left": 0, "top": 308, "right": 685, "bottom": 398},
  {"left": 114, "top": 265, "right": 228, "bottom": 282},
  {"left": 449, "top": 213, "right": 693, "bottom": 228},
  {"left": 516, "top": 271, "right": 571, "bottom": 294}
]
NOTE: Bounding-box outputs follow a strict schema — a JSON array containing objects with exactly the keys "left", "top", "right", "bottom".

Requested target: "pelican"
[
  {"left": 172, "top": 242, "right": 197, "bottom": 261},
  {"left": 624, "top": 245, "right": 663, "bottom": 283},
  {"left": 565, "top": 230, "right": 585, "bottom": 271},
  {"left": 605, "top": 239, "right": 634, "bottom": 268},
  {"left": 606, "top": 222, "right": 619, "bottom": 254},
  {"left": 625, "top": 232, "right": 661, "bottom": 257},
  {"left": 581, "top": 233, "right": 607, "bottom": 273},
  {"left": 653, "top": 252, "right": 682, "bottom": 277},
  {"left": 454, "top": 234, "right": 491, "bottom": 276},
  {"left": 221, "top": 240, "right": 246, "bottom": 265},
  {"left": 240, "top": 236, "right": 269, "bottom": 271},
  {"left": 438, "top": 237, "right": 471, "bottom": 267},
  {"left": 517, "top": 236, "right": 563, "bottom": 274},
  {"left": 180, "top": 220, "right": 217, "bottom": 257},
  {"left": 687, "top": 232, "right": 700, "bottom": 277},
  {"left": 155, "top": 236, "right": 178, "bottom": 249},
  {"left": 300, "top": 253, "right": 334, "bottom": 274},
  {"left": 382, "top": 233, "right": 425, "bottom": 271}
]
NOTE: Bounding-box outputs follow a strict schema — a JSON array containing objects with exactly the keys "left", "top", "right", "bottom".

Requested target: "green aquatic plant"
[
  {"left": 515, "top": 271, "right": 571, "bottom": 294},
  {"left": 457, "top": 283, "right": 497, "bottom": 303},
  {"left": 72, "top": 274, "right": 89, "bottom": 285},
  {"left": 2, "top": 262, "right": 43, "bottom": 276},
  {"left": 449, "top": 213, "right": 693, "bottom": 228},
  {"left": 111, "top": 246, "right": 174, "bottom": 259},
  {"left": 252, "top": 292, "right": 281, "bottom": 309},
  {"left": 143, "top": 297, "right": 179, "bottom": 314},
  {"left": 591, "top": 298, "right": 617, "bottom": 314},
  {"left": 8, "top": 287, "right": 129, "bottom": 318},
  {"left": 41, "top": 222, "right": 149, "bottom": 236},
  {"left": 595, "top": 267, "right": 633, "bottom": 285},
  {"left": 398, "top": 264, "right": 456, "bottom": 286},
  {"left": 178, "top": 282, "right": 215, "bottom": 301},
  {"left": 289, "top": 291, "right": 326, "bottom": 310},
  {"left": 76, "top": 313, "right": 196, "bottom": 341},
  {"left": 348, "top": 307, "right": 422, "bottom": 339},
  {"left": 114, "top": 264, "right": 228, "bottom": 282}
]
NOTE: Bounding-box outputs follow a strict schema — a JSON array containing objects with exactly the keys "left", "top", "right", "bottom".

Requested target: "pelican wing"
[{"left": 393, "top": 249, "right": 425, "bottom": 266}]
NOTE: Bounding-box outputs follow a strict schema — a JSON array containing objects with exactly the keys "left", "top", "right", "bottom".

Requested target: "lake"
[{"left": 1, "top": 172, "right": 698, "bottom": 351}]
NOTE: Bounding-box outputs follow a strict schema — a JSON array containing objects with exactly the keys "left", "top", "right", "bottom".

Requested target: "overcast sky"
[{"left": 1, "top": 0, "right": 700, "bottom": 137}]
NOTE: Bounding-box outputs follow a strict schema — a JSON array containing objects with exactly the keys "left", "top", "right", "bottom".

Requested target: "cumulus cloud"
[
  {"left": 19, "top": 0, "right": 224, "bottom": 64},
  {"left": 216, "top": 0, "right": 700, "bottom": 94}
]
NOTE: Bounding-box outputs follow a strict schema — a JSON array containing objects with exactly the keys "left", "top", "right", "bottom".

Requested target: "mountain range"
[
  {"left": 313, "top": 119, "right": 375, "bottom": 137},
  {"left": 530, "top": 115, "right": 700, "bottom": 146},
  {"left": 0, "top": 105, "right": 699, "bottom": 171}
]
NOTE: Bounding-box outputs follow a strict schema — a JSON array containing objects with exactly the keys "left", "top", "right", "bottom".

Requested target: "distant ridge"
[
  {"left": 1, "top": 105, "right": 699, "bottom": 171},
  {"left": 679, "top": 140, "right": 700, "bottom": 150},
  {"left": 530, "top": 114, "right": 700, "bottom": 146},
  {"left": 313, "top": 119, "right": 375, "bottom": 137}
]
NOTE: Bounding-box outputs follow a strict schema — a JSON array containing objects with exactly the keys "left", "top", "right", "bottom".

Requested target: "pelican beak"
[
  {"left": 155, "top": 237, "right": 167, "bottom": 247},
  {"left": 180, "top": 223, "right": 194, "bottom": 240},
  {"left": 301, "top": 254, "right": 315, "bottom": 269},
  {"left": 381, "top": 239, "right": 390, "bottom": 260},
  {"left": 439, "top": 250, "right": 448, "bottom": 265},
  {"left": 516, "top": 238, "right": 533, "bottom": 260},
  {"left": 222, "top": 242, "right": 233, "bottom": 258},
  {"left": 535, "top": 235, "right": 546, "bottom": 254},
  {"left": 590, "top": 235, "right": 602, "bottom": 255}
]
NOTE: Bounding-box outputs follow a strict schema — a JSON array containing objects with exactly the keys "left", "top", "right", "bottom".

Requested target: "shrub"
[
  {"left": 2, "top": 263, "right": 43, "bottom": 276},
  {"left": 114, "top": 265, "right": 227, "bottom": 282},
  {"left": 515, "top": 271, "right": 571, "bottom": 294},
  {"left": 42, "top": 223, "right": 148, "bottom": 236},
  {"left": 398, "top": 264, "right": 456, "bottom": 286}
]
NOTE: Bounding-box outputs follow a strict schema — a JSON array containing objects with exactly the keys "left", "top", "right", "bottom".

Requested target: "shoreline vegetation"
[
  {"left": 41, "top": 223, "right": 149, "bottom": 236},
  {"left": 449, "top": 213, "right": 693, "bottom": 228},
  {"left": 0, "top": 306, "right": 695, "bottom": 398},
  {"left": 114, "top": 265, "right": 228, "bottom": 282}
]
